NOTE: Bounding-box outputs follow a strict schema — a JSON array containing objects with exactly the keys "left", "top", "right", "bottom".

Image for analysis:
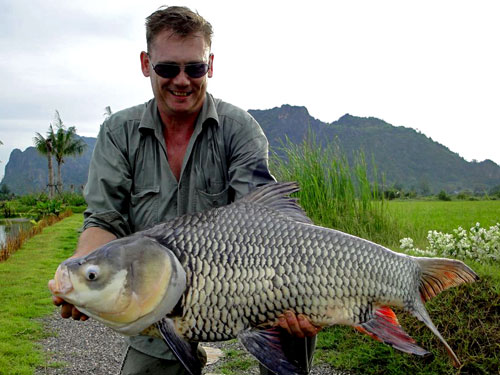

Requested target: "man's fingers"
[
  {"left": 72, "top": 306, "right": 82, "bottom": 320},
  {"left": 277, "top": 316, "right": 291, "bottom": 335},
  {"left": 285, "top": 311, "right": 305, "bottom": 338},
  {"left": 52, "top": 295, "right": 64, "bottom": 306},
  {"left": 298, "top": 314, "right": 321, "bottom": 336},
  {"left": 60, "top": 302, "right": 73, "bottom": 319}
]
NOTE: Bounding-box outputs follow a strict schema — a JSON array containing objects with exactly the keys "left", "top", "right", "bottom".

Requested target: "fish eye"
[{"left": 85, "top": 265, "right": 100, "bottom": 281}]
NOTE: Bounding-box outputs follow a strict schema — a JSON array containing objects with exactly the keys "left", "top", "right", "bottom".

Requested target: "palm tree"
[
  {"left": 33, "top": 126, "right": 56, "bottom": 198},
  {"left": 52, "top": 111, "right": 86, "bottom": 193}
]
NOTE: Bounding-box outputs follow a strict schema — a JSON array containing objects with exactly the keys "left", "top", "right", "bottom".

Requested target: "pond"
[{"left": 0, "top": 218, "right": 33, "bottom": 247}]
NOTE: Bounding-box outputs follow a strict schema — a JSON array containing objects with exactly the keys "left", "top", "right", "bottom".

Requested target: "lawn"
[
  {"left": 0, "top": 214, "right": 81, "bottom": 375},
  {"left": 387, "top": 199, "right": 500, "bottom": 248}
]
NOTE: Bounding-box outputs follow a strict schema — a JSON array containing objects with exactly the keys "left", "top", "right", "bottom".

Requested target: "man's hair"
[{"left": 145, "top": 6, "right": 213, "bottom": 52}]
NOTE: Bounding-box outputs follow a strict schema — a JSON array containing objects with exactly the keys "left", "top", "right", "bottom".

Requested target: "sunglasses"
[{"left": 151, "top": 59, "right": 210, "bottom": 79}]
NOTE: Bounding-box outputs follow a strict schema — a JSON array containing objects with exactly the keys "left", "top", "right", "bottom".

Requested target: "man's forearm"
[{"left": 72, "top": 227, "right": 117, "bottom": 258}]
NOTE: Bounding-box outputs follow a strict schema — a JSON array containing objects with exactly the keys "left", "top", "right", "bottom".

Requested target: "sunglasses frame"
[{"left": 149, "top": 53, "right": 213, "bottom": 79}]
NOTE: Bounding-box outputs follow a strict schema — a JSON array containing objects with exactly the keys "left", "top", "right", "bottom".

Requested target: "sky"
[{"left": 1, "top": 0, "right": 499, "bottom": 180}]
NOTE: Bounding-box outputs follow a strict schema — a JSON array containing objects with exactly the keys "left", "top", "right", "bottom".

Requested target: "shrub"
[
  {"left": 437, "top": 190, "right": 451, "bottom": 201},
  {"left": 400, "top": 222, "right": 500, "bottom": 265}
]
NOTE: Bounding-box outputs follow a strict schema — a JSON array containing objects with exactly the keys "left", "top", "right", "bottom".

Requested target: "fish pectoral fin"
[
  {"left": 355, "top": 306, "right": 431, "bottom": 358},
  {"left": 156, "top": 318, "right": 204, "bottom": 375},
  {"left": 238, "top": 327, "right": 310, "bottom": 375}
]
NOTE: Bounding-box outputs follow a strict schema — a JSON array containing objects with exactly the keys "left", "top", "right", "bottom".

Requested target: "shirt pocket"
[
  {"left": 196, "top": 180, "right": 229, "bottom": 210},
  {"left": 130, "top": 185, "right": 160, "bottom": 231}
]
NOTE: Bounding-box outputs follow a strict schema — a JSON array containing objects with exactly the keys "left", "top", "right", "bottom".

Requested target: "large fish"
[{"left": 49, "top": 182, "right": 478, "bottom": 374}]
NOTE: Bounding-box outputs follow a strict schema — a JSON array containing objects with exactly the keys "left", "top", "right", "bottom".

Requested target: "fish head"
[{"left": 49, "top": 236, "right": 186, "bottom": 335}]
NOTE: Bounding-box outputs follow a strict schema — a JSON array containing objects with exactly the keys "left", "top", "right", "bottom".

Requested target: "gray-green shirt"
[{"left": 83, "top": 93, "right": 275, "bottom": 358}]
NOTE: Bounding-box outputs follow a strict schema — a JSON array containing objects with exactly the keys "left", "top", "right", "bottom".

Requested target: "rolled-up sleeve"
[
  {"left": 225, "top": 115, "right": 276, "bottom": 200},
  {"left": 83, "top": 121, "right": 132, "bottom": 237}
]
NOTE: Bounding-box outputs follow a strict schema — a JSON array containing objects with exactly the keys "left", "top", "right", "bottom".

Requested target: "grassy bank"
[{"left": 0, "top": 214, "right": 81, "bottom": 375}]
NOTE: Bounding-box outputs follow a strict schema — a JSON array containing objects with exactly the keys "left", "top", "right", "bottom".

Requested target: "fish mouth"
[{"left": 48, "top": 264, "right": 74, "bottom": 296}]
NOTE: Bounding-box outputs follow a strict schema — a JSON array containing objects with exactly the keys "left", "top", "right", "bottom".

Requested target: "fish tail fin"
[
  {"left": 414, "top": 257, "right": 478, "bottom": 302},
  {"left": 410, "top": 257, "right": 479, "bottom": 368}
]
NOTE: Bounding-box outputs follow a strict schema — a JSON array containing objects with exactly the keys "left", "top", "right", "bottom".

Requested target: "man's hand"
[
  {"left": 276, "top": 310, "right": 321, "bottom": 338},
  {"left": 52, "top": 295, "right": 89, "bottom": 321}
]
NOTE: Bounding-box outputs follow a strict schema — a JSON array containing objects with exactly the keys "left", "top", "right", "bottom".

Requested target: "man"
[{"left": 50, "top": 6, "right": 319, "bottom": 374}]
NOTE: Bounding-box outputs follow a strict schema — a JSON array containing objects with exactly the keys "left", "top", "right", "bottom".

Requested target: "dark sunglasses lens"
[
  {"left": 185, "top": 63, "right": 209, "bottom": 78},
  {"left": 153, "top": 64, "right": 180, "bottom": 78}
]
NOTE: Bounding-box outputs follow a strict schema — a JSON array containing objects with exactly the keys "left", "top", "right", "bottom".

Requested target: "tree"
[
  {"left": 33, "top": 126, "right": 56, "bottom": 198},
  {"left": 52, "top": 111, "right": 86, "bottom": 192}
]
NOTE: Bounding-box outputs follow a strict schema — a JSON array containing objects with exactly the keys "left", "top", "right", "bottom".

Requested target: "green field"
[{"left": 387, "top": 200, "right": 500, "bottom": 249}]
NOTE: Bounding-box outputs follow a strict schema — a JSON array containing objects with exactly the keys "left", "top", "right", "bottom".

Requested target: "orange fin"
[
  {"left": 355, "top": 306, "right": 430, "bottom": 357},
  {"left": 415, "top": 257, "right": 479, "bottom": 301}
]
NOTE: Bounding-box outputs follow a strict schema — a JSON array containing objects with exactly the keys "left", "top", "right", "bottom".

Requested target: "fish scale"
[
  {"left": 147, "top": 200, "right": 416, "bottom": 341},
  {"left": 51, "top": 182, "right": 479, "bottom": 374}
]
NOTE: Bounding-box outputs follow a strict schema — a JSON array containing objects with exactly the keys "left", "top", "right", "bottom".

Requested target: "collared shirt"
[
  {"left": 82, "top": 92, "right": 275, "bottom": 358},
  {"left": 83, "top": 92, "right": 275, "bottom": 236}
]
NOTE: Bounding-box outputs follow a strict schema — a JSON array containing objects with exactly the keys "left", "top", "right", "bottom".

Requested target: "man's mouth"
[{"left": 169, "top": 90, "right": 191, "bottom": 97}]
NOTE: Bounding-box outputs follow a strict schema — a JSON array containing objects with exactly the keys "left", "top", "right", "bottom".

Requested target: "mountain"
[
  {"left": 1, "top": 136, "right": 96, "bottom": 195},
  {"left": 1, "top": 106, "right": 499, "bottom": 195},
  {"left": 249, "top": 105, "right": 500, "bottom": 193}
]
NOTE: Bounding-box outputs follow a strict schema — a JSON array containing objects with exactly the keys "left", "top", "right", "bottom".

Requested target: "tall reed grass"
[
  {"left": 270, "top": 136, "right": 405, "bottom": 246},
  {"left": 0, "top": 210, "right": 73, "bottom": 262}
]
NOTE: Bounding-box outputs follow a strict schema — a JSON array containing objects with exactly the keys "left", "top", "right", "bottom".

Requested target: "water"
[{"left": 0, "top": 218, "right": 33, "bottom": 247}]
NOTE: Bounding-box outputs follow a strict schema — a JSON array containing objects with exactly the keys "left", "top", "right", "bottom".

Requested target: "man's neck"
[{"left": 160, "top": 111, "right": 200, "bottom": 181}]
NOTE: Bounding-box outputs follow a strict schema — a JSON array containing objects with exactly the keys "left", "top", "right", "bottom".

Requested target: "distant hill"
[
  {"left": 1, "top": 136, "right": 96, "bottom": 195},
  {"left": 249, "top": 105, "right": 500, "bottom": 193},
  {"left": 2, "top": 106, "right": 499, "bottom": 195}
]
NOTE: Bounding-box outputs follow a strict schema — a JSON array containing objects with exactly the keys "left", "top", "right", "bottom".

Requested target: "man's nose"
[{"left": 172, "top": 69, "right": 190, "bottom": 85}]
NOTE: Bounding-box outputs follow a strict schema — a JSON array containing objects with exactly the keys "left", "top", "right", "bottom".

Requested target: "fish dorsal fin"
[{"left": 239, "top": 182, "right": 312, "bottom": 224}]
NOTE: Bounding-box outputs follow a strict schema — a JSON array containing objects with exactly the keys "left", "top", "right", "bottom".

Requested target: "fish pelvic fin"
[
  {"left": 415, "top": 257, "right": 479, "bottom": 302},
  {"left": 238, "top": 327, "right": 310, "bottom": 375},
  {"left": 355, "top": 306, "right": 431, "bottom": 358},
  {"left": 239, "top": 182, "right": 313, "bottom": 224},
  {"left": 156, "top": 318, "right": 204, "bottom": 375}
]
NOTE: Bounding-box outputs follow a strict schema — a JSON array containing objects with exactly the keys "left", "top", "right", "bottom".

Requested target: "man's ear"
[
  {"left": 207, "top": 53, "right": 214, "bottom": 78},
  {"left": 140, "top": 51, "right": 151, "bottom": 77}
]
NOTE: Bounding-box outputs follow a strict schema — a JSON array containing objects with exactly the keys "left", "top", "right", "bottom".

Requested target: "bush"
[
  {"left": 59, "top": 192, "right": 86, "bottom": 206},
  {"left": 400, "top": 222, "right": 500, "bottom": 265},
  {"left": 0, "top": 202, "right": 15, "bottom": 218},
  {"left": 437, "top": 190, "right": 451, "bottom": 201}
]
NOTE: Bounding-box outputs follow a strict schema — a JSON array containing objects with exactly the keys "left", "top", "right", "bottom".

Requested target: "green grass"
[
  {"left": 0, "top": 214, "right": 81, "bottom": 375},
  {"left": 218, "top": 348, "right": 256, "bottom": 374},
  {"left": 388, "top": 200, "right": 500, "bottom": 248},
  {"left": 270, "top": 136, "right": 406, "bottom": 247}
]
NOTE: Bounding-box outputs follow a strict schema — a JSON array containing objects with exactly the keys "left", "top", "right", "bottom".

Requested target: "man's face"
[{"left": 141, "top": 29, "right": 213, "bottom": 120}]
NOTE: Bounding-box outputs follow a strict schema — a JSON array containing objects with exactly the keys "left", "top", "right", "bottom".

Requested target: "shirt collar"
[{"left": 138, "top": 93, "right": 219, "bottom": 134}]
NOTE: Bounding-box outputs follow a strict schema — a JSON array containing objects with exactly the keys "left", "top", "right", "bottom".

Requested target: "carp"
[{"left": 49, "top": 182, "right": 478, "bottom": 374}]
